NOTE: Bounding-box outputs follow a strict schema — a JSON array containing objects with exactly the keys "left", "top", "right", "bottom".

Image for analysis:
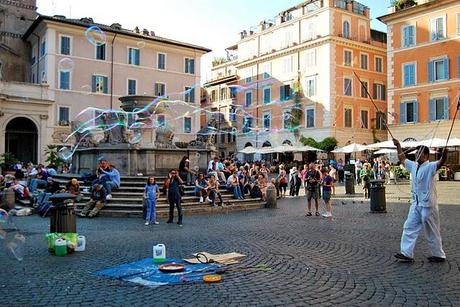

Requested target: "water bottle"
[{"left": 153, "top": 244, "right": 166, "bottom": 263}]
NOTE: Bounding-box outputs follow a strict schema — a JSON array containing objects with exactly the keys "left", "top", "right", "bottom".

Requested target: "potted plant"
[
  {"left": 45, "top": 145, "right": 64, "bottom": 168},
  {"left": 0, "top": 152, "right": 18, "bottom": 175},
  {"left": 391, "top": 0, "right": 417, "bottom": 11}
]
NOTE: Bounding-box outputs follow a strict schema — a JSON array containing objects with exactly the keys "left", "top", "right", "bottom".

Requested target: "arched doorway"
[
  {"left": 5, "top": 117, "right": 38, "bottom": 163},
  {"left": 261, "top": 141, "right": 273, "bottom": 162}
]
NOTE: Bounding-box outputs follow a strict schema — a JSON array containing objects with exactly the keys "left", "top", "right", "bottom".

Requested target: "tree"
[
  {"left": 300, "top": 136, "right": 338, "bottom": 152},
  {"left": 45, "top": 145, "right": 64, "bottom": 167},
  {"left": 391, "top": 0, "right": 417, "bottom": 11},
  {"left": 0, "top": 152, "right": 18, "bottom": 172},
  {"left": 288, "top": 75, "right": 303, "bottom": 142}
]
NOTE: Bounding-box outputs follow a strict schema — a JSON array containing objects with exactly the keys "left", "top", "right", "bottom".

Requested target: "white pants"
[{"left": 400, "top": 205, "right": 445, "bottom": 258}]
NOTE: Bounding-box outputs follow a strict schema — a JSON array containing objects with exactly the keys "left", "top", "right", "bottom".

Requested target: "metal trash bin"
[
  {"left": 49, "top": 193, "right": 77, "bottom": 233},
  {"left": 370, "top": 180, "right": 386, "bottom": 213},
  {"left": 344, "top": 172, "right": 355, "bottom": 194},
  {"left": 265, "top": 186, "right": 277, "bottom": 209}
]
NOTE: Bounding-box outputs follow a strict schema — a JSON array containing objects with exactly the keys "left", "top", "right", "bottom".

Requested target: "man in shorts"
[{"left": 305, "top": 163, "right": 321, "bottom": 216}]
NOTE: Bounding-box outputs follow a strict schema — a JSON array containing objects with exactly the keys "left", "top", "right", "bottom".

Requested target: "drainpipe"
[
  {"left": 110, "top": 33, "right": 118, "bottom": 109},
  {"left": 31, "top": 33, "right": 40, "bottom": 83}
]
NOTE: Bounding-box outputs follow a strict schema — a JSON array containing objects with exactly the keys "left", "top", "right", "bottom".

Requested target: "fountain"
[{"left": 70, "top": 95, "right": 217, "bottom": 175}]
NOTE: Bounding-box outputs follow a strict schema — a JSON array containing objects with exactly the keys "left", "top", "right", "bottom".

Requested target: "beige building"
[
  {"left": 1, "top": 14, "right": 210, "bottom": 163},
  {"left": 219, "top": 0, "right": 388, "bottom": 158}
]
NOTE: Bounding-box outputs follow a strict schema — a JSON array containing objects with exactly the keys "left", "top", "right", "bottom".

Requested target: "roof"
[
  {"left": 378, "top": 0, "right": 456, "bottom": 24},
  {"left": 203, "top": 75, "right": 238, "bottom": 88},
  {"left": 22, "top": 14, "right": 211, "bottom": 53}
]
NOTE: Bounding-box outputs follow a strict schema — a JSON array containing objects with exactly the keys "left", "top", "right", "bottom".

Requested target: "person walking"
[
  {"left": 166, "top": 170, "right": 184, "bottom": 226},
  {"left": 321, "top": 168, "right": 333, "bottom": 218},
  {"left": 144, "top": 176, "right": 160, "bottom": 226},
  {"left": 393, "top": 139, "right": 448, "bottom": 263}
]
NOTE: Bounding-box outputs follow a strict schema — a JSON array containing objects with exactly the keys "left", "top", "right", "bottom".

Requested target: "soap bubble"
[
  {"left": 0, "top": 209, "right": 8, "bottom": 224},
  {"left": 81, "top": 84, "right": 92, "bottom": 95},
  {"left": 136, "top": 41, "right": 146, "bottom": 49},
  {"left": 58, "top": 58, "right": 74, "bottom": 72},
  {"left": 85, "top": 26, "right": 106, "bottom": 46},
  {"left": 58, "top": 147, "right": 73, "bottom": 161},
  {"left": 6, "top": 233, "right": 25, "bottom": 261}
]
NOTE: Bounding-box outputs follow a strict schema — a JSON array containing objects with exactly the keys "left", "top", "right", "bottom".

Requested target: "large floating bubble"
[
  {"left": 58, "top": 58, "right": 74, "bottom": 72},
  {"left": 85, "top": 26, "right": 106, "bottom": 46}
]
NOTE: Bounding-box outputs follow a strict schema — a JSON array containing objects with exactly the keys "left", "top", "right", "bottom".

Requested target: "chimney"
[
  {"left": 150, "top": 31, "right": 156, "bottom": 36},
  {"left": 142, "top": 29, "right": 149, "bottom": 36},
  {"left": 110, "top": 23, "right": 122, "bottom": 30},
  {"left": 134, "top": 26, "right": 140, "bottom": 34},
  {"left": 80, "top": 17, "right": 94, "bottom": 23}
]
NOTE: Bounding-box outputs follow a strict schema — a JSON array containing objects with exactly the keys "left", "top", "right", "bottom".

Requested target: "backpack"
[{"left": 34, "top": 192, "right": 53, "bottom": 217}]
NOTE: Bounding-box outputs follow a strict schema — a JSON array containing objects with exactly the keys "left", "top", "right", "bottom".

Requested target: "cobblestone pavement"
[{"left": 1, "top": 194, "right": 460, "bottom": 306}]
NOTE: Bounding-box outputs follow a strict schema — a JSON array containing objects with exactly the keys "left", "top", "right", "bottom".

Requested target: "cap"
[{"left": 97, "top": 156, "right": 107, "bottom": 162}]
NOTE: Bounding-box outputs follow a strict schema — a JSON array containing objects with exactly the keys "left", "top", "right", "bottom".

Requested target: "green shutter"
[
  {"left": 443, "top": 97, "right": 449, "bottom": 120},
  {"left": 429, "top": 99, "right": 435, "bottom": 121},
  {"left": 428, "top": 61, "right": 434, "bottom": 82}
]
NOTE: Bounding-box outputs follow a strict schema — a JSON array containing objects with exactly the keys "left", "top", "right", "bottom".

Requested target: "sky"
[{"left": 36, "top": 0, "right": 392, "bottom": 83}]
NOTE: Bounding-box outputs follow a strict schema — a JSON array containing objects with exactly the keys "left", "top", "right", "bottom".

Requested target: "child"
[
  {"left": 144, "top": 176, "right": 160, "bottom": 225},
  {"left": 321, "top": 168, "right": 333, "bottom": 218}
]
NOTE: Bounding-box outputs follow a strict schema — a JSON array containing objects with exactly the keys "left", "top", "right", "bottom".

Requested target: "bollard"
[
  {"left": 369, "top": 180, "right": 386, "bottom": 213},
  {"left": 265, "top": 186, "right": 277, "bottom": 209}
]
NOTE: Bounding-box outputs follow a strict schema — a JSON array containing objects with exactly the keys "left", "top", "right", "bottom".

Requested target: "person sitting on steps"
[{"left": 79, "top": 184, "right": 106, "bottom": 218}]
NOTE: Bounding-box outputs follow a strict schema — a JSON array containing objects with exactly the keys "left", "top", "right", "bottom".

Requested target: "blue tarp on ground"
[{"left": 94, "top": 258, "right": 221, "bottom": 288}]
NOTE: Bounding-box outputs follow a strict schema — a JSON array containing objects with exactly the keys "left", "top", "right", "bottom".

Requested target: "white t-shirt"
[{"left": 404, "top": 159, "right": 438, "bottom": 207}]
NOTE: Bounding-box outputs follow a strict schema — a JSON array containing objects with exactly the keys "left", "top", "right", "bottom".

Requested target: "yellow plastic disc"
[{"left": 203, "top": 274, "right": 222, "bottom": 283}]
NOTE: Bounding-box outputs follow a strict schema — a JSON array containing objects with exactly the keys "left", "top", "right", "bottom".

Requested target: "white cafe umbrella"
[
  {"left": 447, "top": 138, "right": 460, "bottom": 147},
  {"left": 374, "top": 148, "right": 397, "bottom": 155},
  {"left": 418, "top": 138, "right": 447, "bottom": 148},
  {"left": 366, "top": 140, "right": 419, "bottom": 149},
  {"left": 259, "top": 147, "right": 275, "bottom": 154},
  {"left": 332, "top": 143, "right": 368, "bottom": 153},
  {"left": 292, "top": 145, "right": 324, "bottom": 152},
  {"left": 239, "top": 146, "right": 257, "bottom": 154},
  {"left": 272, "top": 144, "right": 297, "bottom": 153}
]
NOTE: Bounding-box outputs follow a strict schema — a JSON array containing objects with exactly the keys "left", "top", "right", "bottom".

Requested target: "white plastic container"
[
  {"left": 153, "top": 244, "right": 166, "bottom": 263},
  {"left": 75, "top": 235, "right": 86, "bottom": 252}
]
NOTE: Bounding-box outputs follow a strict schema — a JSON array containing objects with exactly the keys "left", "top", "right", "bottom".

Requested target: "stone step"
[{"left": 80, "top": 191, "right": 237, "bottom": 201}]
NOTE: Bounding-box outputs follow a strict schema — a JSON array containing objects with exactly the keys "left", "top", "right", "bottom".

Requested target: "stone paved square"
[{"left": 1, "top": 184, "right": 460, "bottom": 306}]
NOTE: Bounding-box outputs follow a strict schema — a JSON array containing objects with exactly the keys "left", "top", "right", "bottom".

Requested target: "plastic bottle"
[
  {"left": 75, "top": 235, "right": 86, "bottom": 252},
  {"left": 153, "top": 244, "right": 166, "bottom": 263},
  {"left": 55, "top": 238, "right": 67, "bottom": 256}
]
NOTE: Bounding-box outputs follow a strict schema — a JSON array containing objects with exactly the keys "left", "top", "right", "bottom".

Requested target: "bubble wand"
[
  {"left": 353, "top": 71, "right": 395, "bottom": 140},
  {"left": 444, "top": 95, "right": 460, "bottom": 148}
]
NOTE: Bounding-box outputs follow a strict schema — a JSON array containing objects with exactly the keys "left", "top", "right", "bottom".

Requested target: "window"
[
  {"left": 263, "top": 87, "right": 271, "bottom": 104},
  {"left": 58, "top": 106, "right": 70, "bottom": 124},
  {"left": 376, "top": 111, "right": 386, "bottom": 130},
  {"left": 429, "top": 97, "right": 449, "bottom": 121},
  {"left": 185, "top": 58, "right": 195, "bottom": 74},
  {"left": 220, "top": 88, "right": 226, "bottom": 101},
  {"left": 344, "top": 108, "right": 352, "bottom": 128},
  {"left": 306, "top": 77, "right": 316, "bottom": 97},
  {"left": 128, "top": 79, "right": 136, "bottom": 95},
  {"left": 343, "top": 21, "right": 350, "bottom": 38},
  {"left": 344, "top": 78, "right": 352, "bottom": 96},
  {"left": 428, "top": 57, "right": 449, "bottom": 82},
  {"left": 430, "top": 16, "right": 446, "bottom": 41},
  {"left": 157, "top": 53, "right": 166, "bottom": 70},
  {"left": 31, "top": 46, "right": 37, "bottom": 65},
  {"left": 96, "top": 44, "right": 106, "bottom": 60},
  {"left": 242, "top": 116, "right": 253, "bottom": 133},
  {"left": 211, "top": 90, "right": 216, "bottom": 102},
  {"left": 360, "top": 110, "right": 368, "bottom": 129},
  {"left": 128, "top": 48, "right": 140, "bottom": 65},
  {"left": 458, "top": 13, "right": 460, "bottom": 34},
  {"left": 375, "top": 57, "right": 383, "bottom": 72},
  {"left": 360, "top": 54, "right": 368, "bottom": 70},
  {"left": 373, "top": 83, "right": 386, "bottom": 101},
  {"left": 283, "top": 56, "right": 292, "bottom": 73},
  {"left": 230, "top": 107, "right": 237, "bottom": 122},
  {"left": 40, "top": 40, "right": 46, "bottom": 57},
  {"left": 263, "top": 112, "right": 271, "bottom": 131},
  {"left": 230, "top": 87, "right": 237, "bottom": 99},
  {"left": 305, "top": 108, "right": 315, "bottom": 128},
  {"left": 60, "top": 36, "right": 71, "bottom": 55},
  {"left": 92, "top": 75, "right": 108, "bottom": 94},
  {"left": 361, "top": 81, "right": 368, "bottom": 98},
  {"left": 184, "top": 117, "right": 192, "bottom": 133},
  {"left": 245, "top": 76, "right": 252, "bottom": 83},
  {"left": 157, "top": 114, "right": 166, "bottom": 127},
  {"left": 155, "top": 83, "right": 166, "bottom": 96},
  {"left": 400, "top": 101, "right": 418, "bottom": 124},
  {"left": 245, "top": 91, "right": 252, "bottom": 107},
  {"left": 403, "top": 63, "right": 416, "bottom": 86},
  {"left": 305, "top": 50, "right": 316, "bottom": 68},
  {"left": 402, "top": 25, "right": 415, "bottom": 47},
  {"left": 344, "top": 50, "right": 352, "bottom": 66},
  {"left": 185, "top": 87, "right": 195, "bottom": 103},
  {"left": 59, "top": 71, "right": 70, "bottom": 90},
  {"left": 283, "top": 111, "right": 292, "bottom": 129},
  {"left": 335, "top": 0, "right": 347, "bottom": 9},
  {"left": 280, "top": 84, "right": 292, "bottom": 101}
]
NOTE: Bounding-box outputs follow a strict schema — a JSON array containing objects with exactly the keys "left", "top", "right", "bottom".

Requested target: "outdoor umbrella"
[
  {"left": 292, "top": 145, "right": 323, "bottom": 152},
  {"left": 239, "top": 146, "right": 258, "bottom": 154},
  {"left": 366, "top": 140, "right": 418, "bottom": 149},
  {"left": 272, "top": 144, "right": 296, "bottom": 153},
  {"left": 447, "top": 138, "right": 460, "bottom": 147},
  {"left": 331, "top": 143, "right": 367, "bottom": 153},
  {"left": 418, "top": 138, "right": 448, "bottom": 148},
  {"left": 374, "top": 148, "right": 397, "bottom": 155}
]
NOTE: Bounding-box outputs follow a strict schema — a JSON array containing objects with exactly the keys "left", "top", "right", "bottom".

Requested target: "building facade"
[
  {"left": 8, "top": 15, "right": 210, "bottom": 163},
  {"left": 379, "top": 0, "right": 460, "bottom": 158},
  {"left": 0, "top": 0, "right": 37, "bottom": 82},
  {"left": 222, "top": 0, "right": 387, "bottom": 155}
]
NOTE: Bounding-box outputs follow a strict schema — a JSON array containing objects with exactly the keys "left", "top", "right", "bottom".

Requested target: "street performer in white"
[{"left": 393, "top": 139, "right": 448, "bottom": 263}]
